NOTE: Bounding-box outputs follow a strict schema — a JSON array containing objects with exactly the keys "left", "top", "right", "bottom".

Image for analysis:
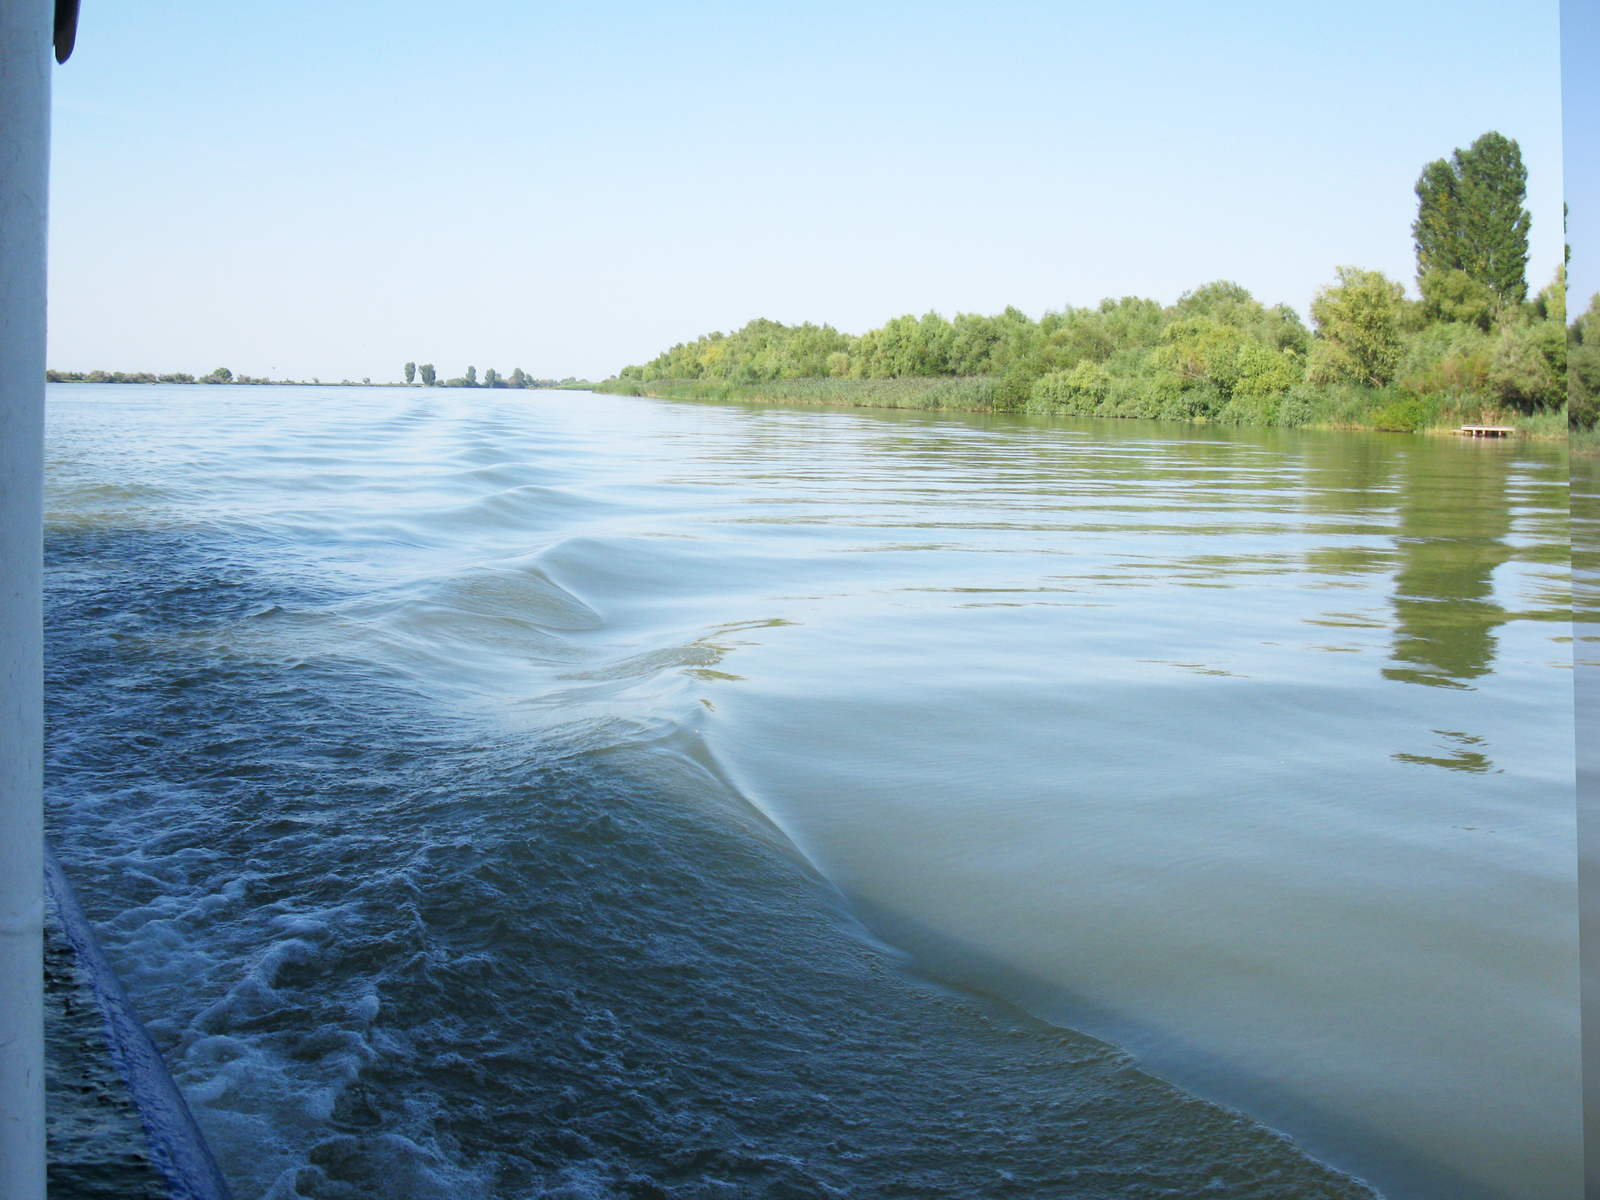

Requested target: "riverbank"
[
  {"left": 44, "top": 371, "right": 597, "bottom": 390},
  {"left": 594, "top": 375, "right": 1569, "bottom": 439}
]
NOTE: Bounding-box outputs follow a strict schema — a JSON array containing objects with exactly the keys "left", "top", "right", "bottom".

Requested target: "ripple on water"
[
  {"left": 42, "top": 385, "right": 1576, "bottom": 1200},
  {"left": 45, "top": 527, "right": 1379, "bottom": 1200}
]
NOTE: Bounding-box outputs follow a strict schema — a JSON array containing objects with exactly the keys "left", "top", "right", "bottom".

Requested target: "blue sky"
[
  {"left": 1566, "top": 0, "right": 1598, "bottom": 311},
  {"left": 48, "top": 1, "right": 1564, "bottom": 382}
]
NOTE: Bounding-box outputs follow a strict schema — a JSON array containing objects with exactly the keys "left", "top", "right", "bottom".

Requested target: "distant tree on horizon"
[
  {"left": 404, "top": 362, "right": 416, "bottom": 384},
  {"left": 510, "top": 367, "right": 527, "bottom": 388},
  {"left": 483, "top": 367, "right": 499, "bottom": 388},
  {"left": 1414, "top": 131, "right": 1531, "bottom": 307},
  {"left": 419, "top": 363, "right": 436, "bottom": 386},
  {"left": 466, "top": 366, "right": 477, "bottom": 386}
]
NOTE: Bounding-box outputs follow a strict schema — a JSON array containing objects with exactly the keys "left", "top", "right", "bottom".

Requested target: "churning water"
[{"left": 43, "top": 384, "right": 1575, "bottom": 1200}]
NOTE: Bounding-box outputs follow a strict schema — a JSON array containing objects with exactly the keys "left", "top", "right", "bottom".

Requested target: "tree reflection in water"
[{"left": 1382, "top": 444, "right": 1515, "bottom": 689}]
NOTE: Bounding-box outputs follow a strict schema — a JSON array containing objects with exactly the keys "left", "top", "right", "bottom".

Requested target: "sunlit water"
[{"left": 43, "top": 384, "right": 1576, "bottom": 1200}]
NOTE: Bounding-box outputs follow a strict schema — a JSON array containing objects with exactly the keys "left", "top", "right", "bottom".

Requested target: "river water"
[{"left": 43, "top": 384, "right": 1576, "bottom": 1200}]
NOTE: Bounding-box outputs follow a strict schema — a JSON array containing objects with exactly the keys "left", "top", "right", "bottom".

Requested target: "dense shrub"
[
  {"left": 1370, "top": 396, "right": 1439, "bottom": 432},
  {"left": 1570, "top": 293, "right": 1600, "bottom": 429}
]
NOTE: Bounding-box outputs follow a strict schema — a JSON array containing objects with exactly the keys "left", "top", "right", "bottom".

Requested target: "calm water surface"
[
  {"left": 1572, "top": 457, "right": 1599, "bottom": 1198},
  {"left": 43, "top": 385, "right": 1575, "bottom": 1200}
]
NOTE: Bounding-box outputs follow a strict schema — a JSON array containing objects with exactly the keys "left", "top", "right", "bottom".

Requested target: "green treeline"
[
  {"left": 612, "top": 132, "right": 1573, "bottom": 435},
  {"left": 46, "top": 367, "right": 279, "bottom": 385},
  {"left": 404, "top": 362, "right": 581, "bottom": 389},
  {"left": 47, "top": 363, "right": 591, "bottom": 390}
]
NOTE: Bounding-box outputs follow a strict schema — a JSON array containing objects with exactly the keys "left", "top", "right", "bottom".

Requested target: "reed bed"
[{"left": 596, "top": 376, "right": 1568, "bottom": 440}]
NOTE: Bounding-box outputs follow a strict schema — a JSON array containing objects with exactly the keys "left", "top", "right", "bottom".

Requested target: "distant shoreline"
[
  {"left": 46, "top": 370, "right": 595, "bottom": 390},
  {"left": 45, "top": 369, "right": 1571, "bottom": 444}
]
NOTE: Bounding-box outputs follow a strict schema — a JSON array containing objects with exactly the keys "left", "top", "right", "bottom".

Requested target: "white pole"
[{"left": 0, "top": 0, "right": 51, "bottom": 1197}]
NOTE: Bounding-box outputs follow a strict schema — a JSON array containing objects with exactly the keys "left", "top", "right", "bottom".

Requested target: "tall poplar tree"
[
  {"left": 404, "top": 361, "right": 416, "bottom": 384},
  {"left": 1413, "top": 131, "right": 1530, "bottom": 305}
]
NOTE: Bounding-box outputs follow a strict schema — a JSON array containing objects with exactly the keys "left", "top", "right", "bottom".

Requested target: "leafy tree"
[
  {"left": 1571, "top": 293, "right": 1600, "bottom": 428},
  {"left": 1172, "top": 280, "right": 1255, "bottom": 320},
  {"left": 946, "top": 312, "right": 1008, "bottom": 374},
  {"left": 1413, "top": 131, "right": 1530, "bottom": 305},
  {"left": 1489, "top": 322, "right": 1562, "bottom": 411},
  {"left": 854, "top": 312, "right": 958, "bottom": 378},
  {"left": 1036, "top": 360, "right": 1112, "bottom": 409},
  {"left": 404, "top": 361, "right": 416, "bottom": 384},
  {"left": 1038, "top": 297, "right": 1168, "bottom": 368},
  {"left": 1230, "top": 341, "right": 1301, "bottom": 397},
  {"left": 623, "top": 318, "right": 860, "bottom": 383},
  {"left": 419, "top": 363, "right": 435, "bottom": 386},
  {"left": 1413, "top": 159, "right": 1464, "bottom": 281},
  {"left": 1308, "top": 267, "right": 1405, "bottom": 387},
  {"left": 1155, "top": 318, "right": 1243, "bottom": 383},
  {"left": 466, "top": 366, "right": 477, "bottom": 386},
  {"left": 202, "top": 367, "right": 232, "bottom": 384},
  {"left": 483, "top": 367, "right": 499, "bottom": 388},
  {"left": 993, "top": 361, "right": 1041, "bottom": 410},
  {"left": 510, "top": 367, "right": 527, "bottom": 388},
  {"left": 1152, "top": 316, "right": 1299, "bottom": 400},
  {"left": 1418, "top": 269, "right": 1495, "bottom": 330},
  {"left": 1530, "top": 265, "right": 1566, "bottom": 326},
  {"left": 1484, "top": 268, "right": 1566, "bottom": 412}
]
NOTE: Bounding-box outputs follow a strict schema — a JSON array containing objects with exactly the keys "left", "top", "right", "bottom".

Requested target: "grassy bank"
[
  {"left": 596, "top": 375, "right": 1001, "bottom": 412},
  {"left": 1571, "top": 425, "right": 1600, "bottom": 455},
  {"left": 594, "top": 375, "right": 1567, "bottom": 439}
]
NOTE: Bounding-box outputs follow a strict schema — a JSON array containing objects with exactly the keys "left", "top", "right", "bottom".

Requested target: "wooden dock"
[{"left": 1456, "top": 425, "right": 1516, "bottom": 438}]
